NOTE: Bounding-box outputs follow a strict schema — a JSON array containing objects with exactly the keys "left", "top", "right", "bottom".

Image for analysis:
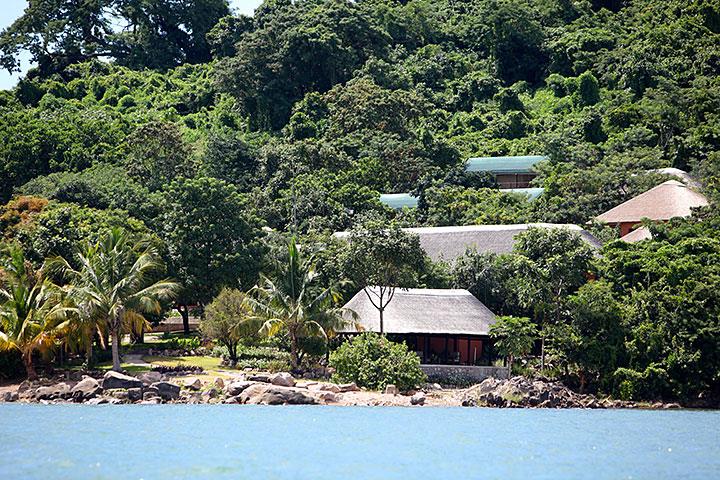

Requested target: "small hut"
[
  {"left": 341, "top": 288, "right": 497, "bottom": 366},
  {"left": 597, "top": 180, "right": 709, "bottom": 237}
]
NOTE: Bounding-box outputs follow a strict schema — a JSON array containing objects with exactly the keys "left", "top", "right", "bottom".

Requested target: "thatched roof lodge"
[
  {"left": 336, "top": 223, "right": 601, "bottom": 264},
  {"left": 341, "top": 288, "right": 497, "bottom": 365},
  {"left": 596, "top": 180, "right": 709, "bottom": 237}
]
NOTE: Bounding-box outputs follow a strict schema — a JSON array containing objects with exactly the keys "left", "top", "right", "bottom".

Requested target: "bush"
[
  {"left": 613, "top": 365, "right": 670, "bottom": 400},
  {"left": 329, "top": 333, "right": 426, "bottom": 391},
  {"left": 0, "top": 350, "right": 23, "bottom": 380}
]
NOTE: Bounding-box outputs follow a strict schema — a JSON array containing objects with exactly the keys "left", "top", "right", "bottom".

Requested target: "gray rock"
[
  {"left": 184, "top": 378, "right": 202, "bottom": 390},
  {"left": 223, "top": 396, "right": 240, "bottom": 404},
  {"left": 138, "top": 371, "right": 163, "bottom": 386},
  {"left": 337, "top": 382, "right": 359, "bottom": 392},
  {"left": 86, "top": 397, "right": 108, "bottom": 405},
  {"left": 410, "top": 392, "right": 426, "bottom": 406},
  {"left": 143, "top": 391, "right": 161, "bottom": 401},
  {"left": 3, "top": 391, "right": 19, "bottom": 402},
  {"left": 103, "top": 371, "right": 142, "bottom": 390},
  {"left": 384, "top": 384, "right": 399, "bottom": 395},
  {"left": 213, "top": 377, "right": 225, "bottom": 389},
  {"left": 109, "top": 389, "right": 129, "bottom": 401},
  {"left": 128, "top": 388, "right": 143, "bottom": 402},
  {"left": 225, "top": 381, "right": 254, "bottom": 396},
  {"left": 249, "top": 373, "right": 271, "bottom": 383},
  {"left": 151, "top": 381, "right": 180, "bottom": 401},
  {"left": 315, "top": 383, "right": 341, "bottom": 393},
  {"left": 70, "top": 377, "right": 101, "bottom": 400},
  {"left": 239, "top": 384, "right": 318, "bottom": 405},
  {"left": 35, "top": 383, "right": 71, "bottom": 400},
  {"left": 140, "top": 398, "right": 161, "bottom": 405},
  {"left": 269, "top": 372, "right": 296, "bottom": 387},
  {"left": 317, "top": 391, "right": 339, "bottom": 403}
]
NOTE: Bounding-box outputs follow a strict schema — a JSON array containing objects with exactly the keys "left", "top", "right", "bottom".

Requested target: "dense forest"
[{"left": 0, "top": 0, "right": 719, "bottom": 404}]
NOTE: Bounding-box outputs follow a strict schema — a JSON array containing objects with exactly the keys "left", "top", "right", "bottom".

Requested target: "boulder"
[
  {"left": 410, "top": 392, "right": 426, "bottom": 406},
  {"left": 313, "top": 383, "right": 340, "bottom": 393},
  {"left": 35, "top": 383, "right": 71, "bottom": 400},
  {"left": 128, "top": 388, "right": 143, "bottom": 402},
  {"left": 225, "top": 381, "right": 255, "bottom": 396},
  {"left": 337, "top": 382, "right": 359, "bottom": 393},
  {"left": 138, "top": 371, "right": 163, "bottom": 386},
  {"left": 239, "top": 384, "right": 317, "bottom": 405},
  {"left": 249, "top": 373, "right": 271, "bottom": 383},
  {"left": 70, "top": 377, "right": 101, "bottom": 400},
  {"left": 384, "top": 384, "right": 399, "bottom": 395},
  {"left": 184, "top": 378, "right": 202, "bottom": 391},
  {"left": 140, "top": 398, "right": 161, "bottom": 405},
  {"left": 269, "top": 372, "right": 296, "bottom": 387},
  {"left": 317, "top": 391, "right": 339, "bottom": 403},
  {"left": 213, "top": 377, "right": 225, "bottom": 389},
  {"left": 108, "top": 389, "right": 129, "bottom": 401},
  {"left": 103, "top": 371, "right": 142, "bottom": 390},
  {"left": 223, "top": 396, "right": 240, "bottom": 404},
  {"left": 86, "top": 397, "right": 108, "bottom": 405},
  {"left": 151, "top": 381, "right": 180, "bottom": 401},
  {"left": 143, "top": 391, "right": 161, "bottom": 401},
  {"left": 3, "top": 391, "right": 19, "bottom": 402}
]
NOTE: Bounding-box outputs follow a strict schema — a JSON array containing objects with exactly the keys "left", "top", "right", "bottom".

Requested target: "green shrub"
[
  {"left": 0, "top": 350, "right": 23, "bottom": 380},
  {"left": 613, "top": 365, "right": 669, "bottom": 400},
  {"left": 329, "top": 333, "right": 426, "bottom": 391}
]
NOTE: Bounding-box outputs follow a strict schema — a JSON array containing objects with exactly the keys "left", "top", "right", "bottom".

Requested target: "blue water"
[{"left": 1, "top": 406, "right": 719, "bottom": 479}]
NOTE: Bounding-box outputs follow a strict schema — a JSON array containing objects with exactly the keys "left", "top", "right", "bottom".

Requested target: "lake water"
[{"left": 1, "top": 405, "right": 718, "bottom": 479}]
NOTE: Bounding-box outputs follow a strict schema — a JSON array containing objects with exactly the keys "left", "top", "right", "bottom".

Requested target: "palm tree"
[
  {"left": 49, "top": 229, "right": 179, "bottom": 372},
  {"left": 247, "top": 238, "right": 354, "bottom": 371},
  {"left": 0, "top": 244, "right": 71, "bottom": 380}
]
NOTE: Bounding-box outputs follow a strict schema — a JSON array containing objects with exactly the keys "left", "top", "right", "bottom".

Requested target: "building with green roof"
[{"left": 466, "top": 155, "right": 546, "bottom": 188}]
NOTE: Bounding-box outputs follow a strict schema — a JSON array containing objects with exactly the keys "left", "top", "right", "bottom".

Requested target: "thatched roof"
[
  {"left": 335, "top": 223, "right": 600, "bottom": 263},
  {"left": 620, "top": 226, "right": 652, "bottom": 243},
  {"left": 466, "top": 155, "right": 546, "bottom": 174},
  {"left": 340, "top": 288, "right": 496, "bottom": 335},
  {"left": 597, "top": 180, "right": 709, "bottom": 224}
]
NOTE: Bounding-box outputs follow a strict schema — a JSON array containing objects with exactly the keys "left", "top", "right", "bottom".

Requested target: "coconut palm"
[
  {"left": 247, "top": 238, "right": 354, "bottom": 370},
  {"left": 0, "top": 244, "right": 71, "bottom": 380},
  {"left": 49, "top": 228, "right": 179, "bottom": 372}
]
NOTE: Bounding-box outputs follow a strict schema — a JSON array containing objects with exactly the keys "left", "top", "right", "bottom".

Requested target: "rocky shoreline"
[{"left": 0, "top": 371, "right": 684, "bottom": 409}]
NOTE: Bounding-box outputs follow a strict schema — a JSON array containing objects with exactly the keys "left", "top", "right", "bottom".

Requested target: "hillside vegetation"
[{"left": 0, "top": 0, "right": 719, "bottom": 403}]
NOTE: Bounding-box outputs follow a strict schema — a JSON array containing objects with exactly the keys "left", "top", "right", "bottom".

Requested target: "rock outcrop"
[
  {"left": 238, "top": 384, "right": 318, "bottom": 405},
  {"left": 461, "top": 376, "right": 624, "bottom": 408},
  {"left": 102, "top": 371, "right": 142, "bottom": 390}
]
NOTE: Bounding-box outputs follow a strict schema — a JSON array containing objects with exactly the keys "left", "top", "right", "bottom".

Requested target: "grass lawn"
[
  {"left": 95, "top": 362, "right": 151, "bottom": 373},
  {"left": 142, "top": 355, "right": 224, "bottom": 371}
]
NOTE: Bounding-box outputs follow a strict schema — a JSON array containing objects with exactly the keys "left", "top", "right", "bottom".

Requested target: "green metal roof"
[
  {"left": 501, "top": 187, "right": 544, "bottom": 201},
  {"left": 380, "top": 193, "right": 418, "bottom": 209},
  {"left": 466, "top": 155, "right": 547, "bottom": 174}
]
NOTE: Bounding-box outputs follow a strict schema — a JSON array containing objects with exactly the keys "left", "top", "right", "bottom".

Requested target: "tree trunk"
[
  {"left": 177, "top": 304, "right": 190, "bottom": 335},
  {"left": 540, "top": 335, "right": 545, "bottom": 372},
  {"left": 86, "top": 340, "right": 94, "bottom": 369},
  {"left": 111, "top": 327, "right": 122, "bottom": 372},
  {"left": 23, "top": 351, "right": 37, "bottom": 381},
  {"left": 379, "top": 307, "right": 384, "bottom": 334},
  {"left": 289, "top": 334, "right": 299, "bottom": 370}
]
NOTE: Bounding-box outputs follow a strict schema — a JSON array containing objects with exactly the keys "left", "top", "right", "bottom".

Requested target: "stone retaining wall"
[{"left": 421, "top": 365, "right": 510, "bottom": 384}]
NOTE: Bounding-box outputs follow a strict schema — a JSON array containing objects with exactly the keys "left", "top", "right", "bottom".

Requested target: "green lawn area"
[
  {"left": 142, "top": 355, "right": 224, "bottom": 371},
  {"left": 95, "top": 362, "right": 151, "bottom": 373}
]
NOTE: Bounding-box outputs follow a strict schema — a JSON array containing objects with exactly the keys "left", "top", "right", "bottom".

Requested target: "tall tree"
[
  {"left": 156, "top": 177, "right": 264, "bottom": 333},
  {"left": 344, "top": 215, "right": 424, "bottom": 333},
  {"left": 0, "top": 0, "right": 230, "bottom": 76},
  {"left": 247, "top": 237, "right": 351, "bottom": 370},
  {"left": 512, "top": 227, "right": 595, "bottom": 369},
  {"left": 49, "top": 228, "right": 178, "bottom": 371}
]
